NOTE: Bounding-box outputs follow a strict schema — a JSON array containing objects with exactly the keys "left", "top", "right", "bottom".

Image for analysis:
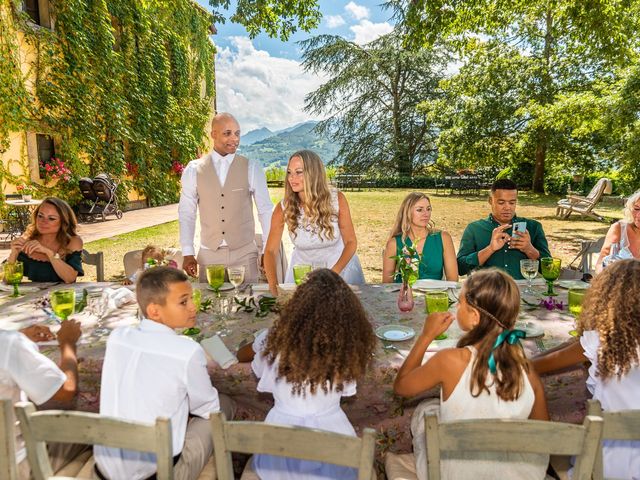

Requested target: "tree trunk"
[
  {"left": 396, "top": 152, "right": 413, "bottom": 177},
  {"left": 533, "top": 129, "right": 546, "bottom": 192}
]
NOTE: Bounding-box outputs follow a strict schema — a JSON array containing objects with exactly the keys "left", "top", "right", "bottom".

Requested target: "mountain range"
[{"left": 238, "top": 121, "right": 339, "bottom": 167}]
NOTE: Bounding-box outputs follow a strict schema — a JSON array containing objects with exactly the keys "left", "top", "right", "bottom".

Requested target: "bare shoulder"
[
  {"left": 439, "top": 230, "right": 453, "bottom": 241},
  {"left": 68, "top": 236, "right": 84, "bottom": 251}
]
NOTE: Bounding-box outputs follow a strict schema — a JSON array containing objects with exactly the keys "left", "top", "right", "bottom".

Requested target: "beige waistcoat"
[{"left": 195, "top": 154, "right": 255, "bottom": 250}]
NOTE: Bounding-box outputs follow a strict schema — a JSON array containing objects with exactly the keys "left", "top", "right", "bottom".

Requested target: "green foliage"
[
  {"left": 0, "top": 0, "right": 216, "bottom": 206},
  {"left": 209, "top": 0, "right": 321, "bottom": 41},
  {"left": 302, "top": 31, "right": 450, "bottom": 177}
]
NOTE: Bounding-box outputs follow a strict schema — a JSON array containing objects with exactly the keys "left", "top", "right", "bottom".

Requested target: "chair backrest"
[
  {"left": 81, "top": 249, "right": 105, "bottom": 282},
  {"left": 586, "top": 178, "right": 613, "bottom": 201},
  {"left": 0, "top": 400, "right": 17, "bottom": 480},
  {"left": 254, "top": 233, "right": 288, "bottom": 283},
  {"left": 587, "top": 399, "right": 640, "bottom": 480},
  {"left": 123, "top": 248, "right": 183, "bottom": 278},
  {"left": 15, "top": 402, "right": 173, "bottom": 480},
  {"left": 425, "top": 413, "right": 603, "bottom": 480},
  {"left": 210, "top": 412, "right": 376, "bottom": 480},
  {"left": 579, "top": 237, "right": 605, "bottom": 274}
]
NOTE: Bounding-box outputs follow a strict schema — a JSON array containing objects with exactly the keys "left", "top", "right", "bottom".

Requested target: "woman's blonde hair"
[
  {"left": 457, "top": 269, "right": 528, "bottom": 402},
  {"left": 283, "top": 150, "right": 336, "bottom": 240},
  {"left": 388, "top": 192, "right": 433, "bottom": 242},
  {"left": 623, "top": 189, "right": 640, "bottom": 223},
  {"left": 25, "top": 197, "right": 79, "bottom": 255},
  {"left": 578, "top": 259, "right": 640, "bottom": 379},
  {"left": 140, "top": 245, "right": 166, "bottom": 268}
]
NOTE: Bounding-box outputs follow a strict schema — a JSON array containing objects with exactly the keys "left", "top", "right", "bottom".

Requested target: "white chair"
[
  {"left": 15, "top": 402, "right": 174, "bottom": 480},
  {"left": 556, "top": 178, "right": 613, "bottom": 222},
  {"left": 210, "top": 412, "right": 376, "bottom": 480},
  {"left": 254, "top": 233, "right": 288, "bottom": 283},
  {"left": 423, "top": 413, "right": 603, "bottom": 480},
  {"left": 587, "top": 399, "right": 640, "bottom": 480},
  {"left": 0, "top": 399, "right": 17, "bottom": 480}
]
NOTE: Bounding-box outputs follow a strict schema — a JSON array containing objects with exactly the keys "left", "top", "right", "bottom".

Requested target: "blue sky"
[{"left": 195, "top": 1, "right": 395, "bottom": 132}]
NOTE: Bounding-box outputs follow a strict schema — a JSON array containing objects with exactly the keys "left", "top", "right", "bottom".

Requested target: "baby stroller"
[{"left": 77, "top": 174, "right": 123, "bottom": 222}]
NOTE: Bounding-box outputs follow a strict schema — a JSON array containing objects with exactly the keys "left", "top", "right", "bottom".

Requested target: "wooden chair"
[
  {"left": 0, "top": 399, "right": 17, "bottom": 480},
  {"left": 424, "top": 413, "right": 603, "bottom": 480},
  {"left": 81, "top": 249, "right": 105, "bottom": 282},
  {"left": 15, "top": 402, "right": 173, "bottom": 480},
  {"left": 254, "top": 233, "right": 288, "bottom": 284},
  {"left": 210, "top": 412, "right": 376, "bottom": 480},
  {"left": 587, "top": 399, "right": 640, "bottom": 480},
  {"left": 556, "top": 178, "right": 613, "bottom": 222}
]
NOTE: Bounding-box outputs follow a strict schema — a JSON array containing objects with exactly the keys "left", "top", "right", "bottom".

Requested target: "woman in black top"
[{"left": 7, "top": 197, "right": 84, "bottom": 283}]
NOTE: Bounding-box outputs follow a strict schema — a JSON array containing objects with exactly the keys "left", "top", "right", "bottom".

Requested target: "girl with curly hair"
[
  {"left": 263, "top": 150, "right": 365, "bottom": 296},
  {"left": 393, "top": 269, "right": 549, "bottom": 480},
  {"left": 382, "top": 192, "right": 458, "bottom": 282},
  {"left": 7, "top": 197, "right": 83, "bottom": 283},
  {"left": 238, "top": 268, "right": 376, "bottom": 479},
  {"left": 533, "top": 259, "right": 640, "bottom": 479}
]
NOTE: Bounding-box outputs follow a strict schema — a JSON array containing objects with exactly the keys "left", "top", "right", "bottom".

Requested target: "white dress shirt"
[
  {"left": 0, "top": 330, "right": 66, "bottom": 463},
  {"left": 94, "top": 319, "right": 220, "bottom": 480},
  {"left": 178, "top": 150, "right": 273, "bottom": 256}
]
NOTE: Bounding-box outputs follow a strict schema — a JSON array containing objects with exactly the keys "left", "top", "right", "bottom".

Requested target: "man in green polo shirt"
[{"left": 457, "top": 178, "right": 551, "bottom": 279}]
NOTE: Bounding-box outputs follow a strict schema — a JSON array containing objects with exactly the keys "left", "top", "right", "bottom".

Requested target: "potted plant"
[
  {"left": 391, "top": 239, "right": 422, "bottom": 312},
  {"left": 16, "top": 183, "right": 35, "bottom": 202}
]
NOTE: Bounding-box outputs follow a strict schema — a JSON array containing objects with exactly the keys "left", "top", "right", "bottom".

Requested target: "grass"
[{"left": 83, "top": 188, "right": 623, "bottom": 282}]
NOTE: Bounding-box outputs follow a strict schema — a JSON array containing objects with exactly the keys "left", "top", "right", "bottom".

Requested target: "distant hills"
[{"left": 238, "top": 121, "right": 339, "bottom": 167}]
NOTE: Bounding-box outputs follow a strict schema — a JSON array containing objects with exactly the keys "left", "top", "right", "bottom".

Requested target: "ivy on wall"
[{"left": 0, "top": 0, "right": 216, "bottom": 206}]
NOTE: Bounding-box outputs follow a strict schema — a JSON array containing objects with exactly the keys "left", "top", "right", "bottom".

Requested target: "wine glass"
[
  {"left": 227, "top": 265, "right": 245, "bottom": 296},
  {"left": 540, "top": 257, "right": 561, "bottom": 297},
  {"left": 520, "top": 259, "right": 539, "bottom": 295},
  {"left": 216, "top": 295, "right": 232, "bottom": 337},
  {"left": 206, "top": 264, "right": 225, "bottom": 297},
  {"left": 293, "top": 264, "right": 312, "bottom": 285},
  {"left": 4, "top": 262, "right": 24, "bottom": 298},
  {"left": 425, "top": 290, "right": 450, "bottom": 339},
  {"left": 50, "top": 289, "right": 76, "bottom": 321}
]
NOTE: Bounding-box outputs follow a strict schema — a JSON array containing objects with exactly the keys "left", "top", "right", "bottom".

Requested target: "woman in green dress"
[
  {"left": 382, "top": 192, "right": 458, "bottom": 282},
  {"left": 7, "top": 197, "right": 84, "bottom": 283}
]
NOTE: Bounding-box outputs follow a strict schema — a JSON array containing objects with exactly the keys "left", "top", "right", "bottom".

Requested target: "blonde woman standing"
[
  {"left": 382, "top": 192, "right": 458, "bottom": 283},
  {"left": 264, "top": 150, "right": 364, "bottom": 295}
]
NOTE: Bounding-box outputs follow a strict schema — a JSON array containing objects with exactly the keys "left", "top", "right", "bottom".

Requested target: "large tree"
[
  {"left": 301, "top": 32, "right": 449, "bottom": 177},
  {"left": 209, "top": 0, "right": 321, "bottom": 40},
  {"left": 394, "top": 0, "right": 639, "bottom": 191}
]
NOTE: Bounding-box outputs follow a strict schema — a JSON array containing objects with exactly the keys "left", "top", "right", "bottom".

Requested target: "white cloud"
[
  {"left": 345, "top": 1, "right": 369, "bottom": 20},
  {"left": 215, "top": 37, "right": 326, "bottom": 133},
  {"left": 325, "top": 14, "right": 346, "bottom": 28},
  {"left": 350, "top": 20, "right": 393, "bottom": 44}
]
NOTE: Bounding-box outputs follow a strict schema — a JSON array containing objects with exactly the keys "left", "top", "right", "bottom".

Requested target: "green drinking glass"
[
  {"left": 50, "top": 289, "right": 76, "bottom": 321},
  {"left": 540, "top": 257, "right": 561, "bottom": 297},
  {"left": 192, "top": 287, "right": 202, "bottom": 311},
  {"left": 4, "top": 262, "right": 24, "bottom": 298},
  {"left": 425, "top": 290, "right": 450, "bottom": 340},
  {"left": 293, "top": 264, "right": 312, "bottom": 286},
  {"left": 206, "top": 264, "right": 225, "bottom": 297},
  {"left": 568, "top": 287, "right": 587, "bottom": 337}
]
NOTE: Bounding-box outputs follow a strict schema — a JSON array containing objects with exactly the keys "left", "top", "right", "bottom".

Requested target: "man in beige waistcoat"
[{"left": 178, "top": 113, "right": 273, "bottom": 282}]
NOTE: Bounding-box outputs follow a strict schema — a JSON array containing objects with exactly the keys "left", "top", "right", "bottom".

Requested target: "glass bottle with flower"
[{"left": 391, "top": 239, "right": 422, "bottom": 312}]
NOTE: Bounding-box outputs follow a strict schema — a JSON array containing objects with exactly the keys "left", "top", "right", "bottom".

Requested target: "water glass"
[
  {"left": 206, "top": 264, "right": 225, "bottom": 296},
  {"left": 293, "top": 264, "right": 312, "bottom": 285},
  {"left": 51, "top": 289, "right": 76, "bottom": 321},
  {"left": 540, "top": 257, "right": 561, "bottom": 296},
  {"left": 312, "top": 261, "right": 327, "bottom": 270},
  {"left": 4, "top": 262, "right": 23, "bottom": 297},
  {"left": 520, "top": 259, "right": 539, "bottom": 295},
  {"left": 425, "top": 290, "right": 450, "bottom": 340},
  {"left": 227, "top": 265, "right": 245, "bottom": 296}
]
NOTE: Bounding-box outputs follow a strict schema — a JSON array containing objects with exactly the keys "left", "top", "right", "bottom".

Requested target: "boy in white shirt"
[
  {"left": 95, "top": 266, "right": 234, "bottom": 480},
  {"left": 0, "top": 320, "right": 86, "bottom": 479}
]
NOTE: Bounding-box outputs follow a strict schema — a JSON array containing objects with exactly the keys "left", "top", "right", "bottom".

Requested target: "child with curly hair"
[
  {"left": 393, "top": 268, "right": 549, "bottom": 480},
  {"left": 533, "top": 259, "right": 640, "bottom": 480},
  {"left": 238, "top": 268, "right": 376, "bottom": 480}
]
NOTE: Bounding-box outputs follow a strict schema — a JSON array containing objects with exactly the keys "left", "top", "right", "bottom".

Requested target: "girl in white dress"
[
  {"left": 533, "top": 259, "right": 640, "bottom": 480},
  {"left": 264, "top": 150, "right": 365, "bottom": 296},
  {"left": 393, "top": 269, "right": 549, "bottom": 480},
  {"left": 238, "top": 268, "right": 376, "bottom": 479}
]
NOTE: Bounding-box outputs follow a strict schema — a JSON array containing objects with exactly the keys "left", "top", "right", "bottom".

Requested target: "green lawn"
[{"left": 83, "top": 189, "right": 622, "bottom": 282}]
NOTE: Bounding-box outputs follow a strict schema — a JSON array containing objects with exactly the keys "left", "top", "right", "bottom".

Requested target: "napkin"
[
  {"left": 200, "top": 335, "right": 238, "bottom": 369},
  {"left": 413, "top": 279, "right": 460, "bottom": 290},
  {"left": 99, "top": 287, "right": 136, "bottom": 317}
]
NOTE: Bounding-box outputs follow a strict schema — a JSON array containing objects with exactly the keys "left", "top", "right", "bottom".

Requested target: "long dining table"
[{"left": 0, "top": 279, "right": 588, "bottom": 472}]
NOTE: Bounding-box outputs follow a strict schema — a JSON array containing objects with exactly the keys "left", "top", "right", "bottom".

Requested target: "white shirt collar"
[
  {"left": 211, "top": 149, "right": 235, "bottom": 165},
  {"left": 139, "top": 318, "right": 177, "bottom": 335}
]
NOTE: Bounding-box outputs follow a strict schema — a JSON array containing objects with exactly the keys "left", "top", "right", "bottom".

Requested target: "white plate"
[
  {"left": 252, "top": 284, "right": 271, "bottom": 292},
  {"left": 375, "top": 325, "right": 415, "bottom": 342},
  {"left": 206, "top": 282, "right": 234, "bottom": 292},
  {"left": 413, "top": 279, "right": 460, "bottom": 290},
  {"left": 557, "top": 280, "right": 590, "bottom": 289},
  {"left": 517, "top": 321, "right": 544, "bottom": 338},
  {"left": 514, "top": 278, "right": 547, "bottom": 287}
]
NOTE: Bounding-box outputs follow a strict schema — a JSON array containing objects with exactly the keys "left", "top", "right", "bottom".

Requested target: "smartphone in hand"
[{"left": 512, "top": 221, "right": 527, "bottom": 235}]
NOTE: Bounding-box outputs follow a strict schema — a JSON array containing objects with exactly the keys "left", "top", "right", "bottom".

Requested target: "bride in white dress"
[{"left": 264, "top": 150, "right": 365, "bottom": 295}]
